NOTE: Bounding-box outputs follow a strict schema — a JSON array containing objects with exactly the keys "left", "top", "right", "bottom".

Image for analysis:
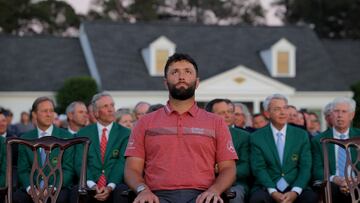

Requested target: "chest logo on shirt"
[{"left": 227, "top": 141, "right": 236, "bottom": 153}]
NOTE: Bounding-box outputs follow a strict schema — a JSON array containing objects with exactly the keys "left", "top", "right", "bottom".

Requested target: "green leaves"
[
  {"left": 56, "top": 77, "right": 98, "bottom": 114},
  {"left": 351, "top": 81, "right": 360, "bottom": 128}
]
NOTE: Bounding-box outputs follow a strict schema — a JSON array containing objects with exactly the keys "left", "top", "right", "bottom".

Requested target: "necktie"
[
  {"left": 276, "top": 132, "right": 288, "bottom": 191},
  {"left": 276, "top": 132, "right": 285, "bottom": 164},
  {"left": 40, "top": 132, "right": 47, "bottom": 166},
  {"left": 97, "top": 128, "right": 107, "bottom": 188},
  {"left": 39, "top": 131, "right": 47, "bottom": 188},
  {"left": 337, "top": 134, "right": 346, "bottom": 177}
]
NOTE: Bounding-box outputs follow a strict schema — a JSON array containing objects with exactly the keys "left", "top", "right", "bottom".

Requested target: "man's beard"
[{"left": 168, "top": 81, "right": 196, "bottom": 100}]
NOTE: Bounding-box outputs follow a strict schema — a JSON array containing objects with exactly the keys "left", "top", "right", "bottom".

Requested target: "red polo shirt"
[{"left": 125, "top": 102, "right": 238, "bottom": 191}]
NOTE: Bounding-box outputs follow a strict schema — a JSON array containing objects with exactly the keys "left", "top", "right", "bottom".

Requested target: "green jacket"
[
  {"left": 311, "top": 127, "right": 360, "bottom": 181},
  {"left": 17, "top": 126, "right": 75, "bottom": 189},
  {"left": 75, "top": 123, "right": 130, "bottom": 185},
  {"left": 0, "top": 136, "right": 6, "bottom": 187},
  {"left": 250, "top": 124, "right": 312, "bottom": 192},
  {"left": 229, "top": 127, "right": 250, "bottom": 192}
]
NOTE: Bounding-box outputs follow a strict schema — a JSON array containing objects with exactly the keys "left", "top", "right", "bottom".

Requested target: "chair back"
[
  {"left": 321, "top": 137, "right": 360, "bottom": 203},
  {"left": 5, "top": 136, "right": 90, "bottom": 203}
]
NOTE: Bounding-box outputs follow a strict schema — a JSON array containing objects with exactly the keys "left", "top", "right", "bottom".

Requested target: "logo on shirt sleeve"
[
  {"left": 227, "top": 141, "right": 236, "bottom": 153},
  {"left": 127, "top": 138, "right": 136, "bottom": 150}
]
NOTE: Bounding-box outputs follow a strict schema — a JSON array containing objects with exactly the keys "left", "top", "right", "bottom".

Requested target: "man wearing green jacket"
[
  {"left": 74, "top": 92, "right": 130, "bottom": 203},
  {"left": 0, "top": 112, "right": 8, "bottom": 203},
  {"left": 205, "top": 98, "right": 250, "bottom": 203},
  {"left": 249, "top": 94, "right": 318, "bottom": 203},
  {"left": 312, "top": 97, "right": 360, "bottom": 202},
  {"left": 15, "top": 97, "right": 74, "bottom": 203}
]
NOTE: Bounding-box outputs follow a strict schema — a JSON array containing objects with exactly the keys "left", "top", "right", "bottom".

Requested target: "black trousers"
[
  {"left": 249, "top": 187, "right": 318, "bottom": 203},
  {"left": 12, "top": 188, "right": 70, "bottom": 203},
  {"left": 70, "top": 184, "right": 130, "bottom": 203},
  {"left": 330, "top": 182, "right": 352, "bottom": 203},
  {"left": 154, "top": 189, "right": 203, "bottom": 203}
]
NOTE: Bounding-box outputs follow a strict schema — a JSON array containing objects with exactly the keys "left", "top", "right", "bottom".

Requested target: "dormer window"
[
  {"left": 155, "top": 49, "right": 169, "bottom": 74},
  {"left": 277, "top": 51, "right": 289, "bottom": 75},
  {"left": 142, "top": 36, "right": 176, "bottom": 76},
  {"left": 260, "top": 38, "right": 296, "bottom": 78}
]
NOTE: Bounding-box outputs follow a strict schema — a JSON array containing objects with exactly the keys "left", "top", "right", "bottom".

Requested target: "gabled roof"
[
  {"left": 82, "top": 21, "right": 350, "bottom": 91},
  {"left": 0, "top": 35, "right": 88, "bottom": 91},
  {"left": 322, "top": 39, "right": 360, "bottom": 88}
]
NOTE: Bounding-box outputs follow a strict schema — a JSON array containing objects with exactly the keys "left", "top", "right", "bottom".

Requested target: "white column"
[{"left": 253, "top": 100, "right": 261, "bottom": 114}]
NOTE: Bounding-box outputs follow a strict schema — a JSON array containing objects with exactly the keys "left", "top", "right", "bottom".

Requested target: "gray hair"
[
  {"left": 91, "top": 92, "right": 112, "bottom": 112},
  {"left": 66, "top": 101, "right": 85, "bottom": 115},
  {"left": 323, "top": 102, "right": 333, "bottom": 116},
  {"left": 234, "top": 103, "right": 252, "bottom": 127},
  {"left": 263, "top": 94, "right": 288, "bottom": 111},
  {"left": 134, "top": 101, "right": 151, "bottom": 113},
  {"left": 115, "top": 108, "right": 133, "bottom": 122},
  {"left": 331, "top": 97, "right": 356, "bottom": 113}
]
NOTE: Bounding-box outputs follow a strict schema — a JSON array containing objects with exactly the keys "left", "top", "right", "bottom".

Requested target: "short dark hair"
[
  {"left": 253, "top": 113, "right": 267, "bottom": 120},
  {"left": 164, "top": 53, "right": 198, "bottom": 77},
  {"left": 31, "top": 96, "right": 55, "bottom": 112},
  {"left": 205, "top": 98, "right": 233, "bottom": 113}
]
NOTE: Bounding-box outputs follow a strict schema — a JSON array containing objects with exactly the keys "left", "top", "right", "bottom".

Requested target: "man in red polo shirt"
[{"left": 125, "top": 53, "right": 238, "bottom": 203}]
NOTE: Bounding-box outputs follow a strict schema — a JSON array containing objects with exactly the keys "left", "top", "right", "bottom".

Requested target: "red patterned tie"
[{"left": 97, "top": 128, "right": 107, "bottom": 188}]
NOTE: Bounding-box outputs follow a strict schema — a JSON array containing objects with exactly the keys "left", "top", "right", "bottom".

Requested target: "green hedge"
[
  {"left": 351, "top": 81, "right": 360, "bottom": 128},
  {"left": 56, "top": 76, "right": 98, "bottom": 113}
]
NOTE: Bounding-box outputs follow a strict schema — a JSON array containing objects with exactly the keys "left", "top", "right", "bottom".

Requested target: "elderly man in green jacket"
[
  {"left": 249, "top": 94, "right": 318, "bottom": 203},
  {"left": 74, "top": 92, "right": 130, "bottom": 203},
  {"left": 312, "top": 97, "right": 360, "bottom": 202}
]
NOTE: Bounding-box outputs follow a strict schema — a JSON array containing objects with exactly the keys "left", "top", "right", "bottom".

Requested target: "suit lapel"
[
  {"left": 283, "top": 125, "right": 295, "bottom": 167},
  {"left": 324, "top": 129, "right": 336, "bottom": 174},
  {"left": 349, "top": 128, "right": 357, "bottom": 162},
  {"left": 91, "top": 125, "right": 102, "bottom": 164},
  {"left": 265, "top": 126, "right": 282, "bottom": 167},
  {"left": 29, "top": 129, "right": 42, "bottom": 165}
]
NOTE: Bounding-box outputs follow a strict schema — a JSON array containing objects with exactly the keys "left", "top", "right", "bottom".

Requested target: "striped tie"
[
  {"left": 337, "top": 134, "right": 346, "bottom": 177},
  {"left": 97, "top": 128, "right": 107, "bottom": 188}
]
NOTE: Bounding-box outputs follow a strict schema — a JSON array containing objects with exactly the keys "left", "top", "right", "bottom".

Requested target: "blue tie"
[
  {"left": 276, "top": 132, "right": 288, "bottom": 191},
  {"left": 337, "top": 134, "right": 346, "bottom": 177},
  {"left": 276, "top": 132, "right": 285, "bottom": 164},
  {"left": 40, "top": 132, "right": 47, "bottom": 166}
]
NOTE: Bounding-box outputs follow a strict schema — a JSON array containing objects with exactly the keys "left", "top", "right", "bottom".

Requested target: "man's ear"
[
  {"left": 195, "top": 77, "right": 200, "bottom": 89},
  {"left": 32, "top": 111, "right": 37, "bottom": 121},
  {"left": 163, "top": 78, "right": 169, "bottom": 90}
]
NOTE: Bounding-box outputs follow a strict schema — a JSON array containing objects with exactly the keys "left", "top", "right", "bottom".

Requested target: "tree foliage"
[
  {"left": 56, "top": 77, "right": 99, "bottom": 114},
  {"left": 87, "top": 0, "right": 265, "bottom": 25},
  {"left": 0, "top": 0, "right": 80, "bottom": 36},
  {"left": 274, "top": 0, "right": 360, "bottom": 39},
  {"left": 351, "top": 81, "right": 360, "bottom": 128}
]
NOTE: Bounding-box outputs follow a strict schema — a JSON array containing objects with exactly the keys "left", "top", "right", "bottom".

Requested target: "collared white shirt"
[
  {"left": 67, "top": 128, "right": 77, "bottom": 135},
  {"left": 268, "top": 123, "right": 302, "bottom": 195},
  {"left": 96, "top": 122, "right": 113, "bottom": 143},
  {"left": 330, "top": 128, "right": 350, "bottom": 181},
  {"left": 270, "top": 123, "right": 287, "bottom": 144},
  {"left": 0, "top": 132, "right": 6, "bottom": 138},
  {"left": 37, "top": 125, "right": 53, "bottom": 138},
  {"left": 87, "top": 122, "right": 115, "bottom": 190}
]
